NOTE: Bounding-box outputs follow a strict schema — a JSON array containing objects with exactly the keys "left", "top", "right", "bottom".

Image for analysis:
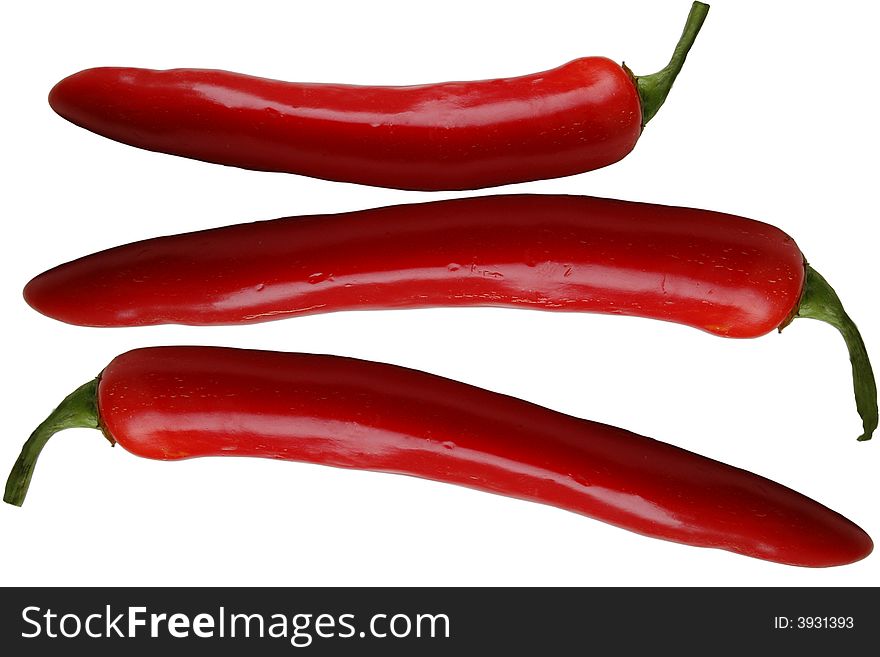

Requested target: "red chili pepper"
[
  {"left": 46, "top": 4, "right": 708, "bottom": 191},
  {"left": 3, "top": 346, "right": 871, "bottom": 567},
  {"left": 24, "top": 194, "right": 877, "bottom": 441}
]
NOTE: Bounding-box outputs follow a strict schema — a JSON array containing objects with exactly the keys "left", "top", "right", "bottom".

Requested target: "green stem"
[
  {"left": 794, "top": 266, "right": 878, "bottom": 441},
  {"left": 4, "top": 378, "right": 107, "bottom": 507},
  {"left": 634, "top": 1, "right": 710, "bottom": 126}
]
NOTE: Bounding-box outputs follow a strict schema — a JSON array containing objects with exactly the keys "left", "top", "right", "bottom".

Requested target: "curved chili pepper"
[
  {"left": 3, "top": 346, "right": 871, "bottom": 567},
  {"left": 23, "top": 194, "right": 877, "bottom": 441},
  {"left": 46, "top": 3, "right": 708, "bottom": 191}
]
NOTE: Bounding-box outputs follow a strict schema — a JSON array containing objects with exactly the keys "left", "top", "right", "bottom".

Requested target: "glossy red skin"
[
  {"left": 97, "top": 346, "right": 872, "bottom": 567},
  {"left": 48, "top": 61, "right": 642, "bottom": 190},
  {"left": 26, "top": 195, "right": 806, "bottom": 338}
]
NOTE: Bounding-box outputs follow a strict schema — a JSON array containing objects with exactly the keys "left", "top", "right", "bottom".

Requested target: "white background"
[{"left": 1, "top": 0, "right": 877, "bottom": 586}]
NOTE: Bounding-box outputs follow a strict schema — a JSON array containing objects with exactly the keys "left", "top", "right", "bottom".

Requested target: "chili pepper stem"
[
  {"left": 632, "top": 1, "right": 710, "bottom": 126},
  {"left": 791, "top": 266, "right": 878, "bottom": 441},
  {"left": 4, "top": 378, "right": 107, "bottom": 507}
]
